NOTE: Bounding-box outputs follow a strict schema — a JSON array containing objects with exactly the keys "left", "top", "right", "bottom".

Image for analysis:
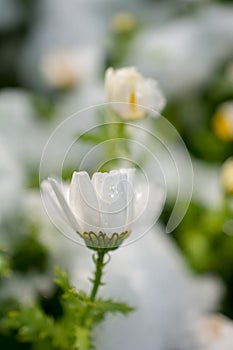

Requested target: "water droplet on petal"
[{"left": 109, "top": 185, "right": 118, "bottom": 199}]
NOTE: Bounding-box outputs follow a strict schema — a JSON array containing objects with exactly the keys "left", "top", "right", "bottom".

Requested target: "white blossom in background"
[
  {"left": 41, "top": 50, "right": 82, "bottom": 89},
  {"left": 0, "top": 90, "right": 48, "bottom": 168},
  {"left": 197, "top": 314, "right": 233, "bottom": 350},
  {"left": 105, "top": 67, "right": 166, "bottom": 120},
  {"left": 19, "top": 0, "right": 105, "bottom": 90},
  {"left": 192, "top": 159, "right": 223, "bottom": 209},
  {"left": 0, "top": 189, "right": 79, "bottom": 305},
  {"left": 0, "top": 272, "right": 52, "bottom": 306},
  {"left": 18, "top": 0, "right": 179, "bottom": 93},
  {"left": 127, "top": 4, "right": 233, "bottom": 96},
  {"left": 0, "top": 89, "right": 85, "bottom": 181},
  {"left": 0, "top": 138, "right": 23, "bottom": 218},
  {"left": 41, "top": 47, "right": 102, "bottom": 89},
  {"left": 0, "top": 89, "right": 80, "bottom": 178}
]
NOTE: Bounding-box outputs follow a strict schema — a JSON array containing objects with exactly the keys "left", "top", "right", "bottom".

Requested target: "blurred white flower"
[
  {"left": 198, "top": 314, "right": 233, "bottom": 350},
  {"left": 0, "top": 89, "right": 48, "bottom": 169},
  {"left": 0, "top": 137, "right": 23, "bottom": 218},
  {"left": 0, "top": 189, "right": 79, "bottom": 305},
  {"left": 128, "top": 5, "right": 233, "bottom": 96},
  {"left": 41, "top": 47, "right": 101, "bottom": 89},
  {"left": 0, "top": 272, "right": 52, "bottom": 306},
  {"left": 41, "top": 50, "right": 81, "bottom": 89},
  {"left": 221, "top": 157, "right": 233, "bottom": 195},
  {"left": 212, "top": 101, "right": 233, "bottom": 142},
  {"left": 42, "top": 169, "right": 139, "bottom": 249},
  {"left": 105, "top": 67, "right": 165, "bottom": 120}
]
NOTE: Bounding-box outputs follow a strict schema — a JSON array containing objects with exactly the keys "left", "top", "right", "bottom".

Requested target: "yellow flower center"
[
  {"left": 129, "top": 90, "right": 138, "bottom": 117},
  {"left": 212, "top": 113, "right": 233, "bottom": 142}
]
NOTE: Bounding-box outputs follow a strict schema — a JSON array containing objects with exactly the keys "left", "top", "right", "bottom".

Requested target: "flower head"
[
  {"left": 41, "top": 169, "right": 136, "bottom": 250},
  {"left": 212, "top": 101, "right": 233, "bottom": 142},
  {"left": 41, "top": 50, "right": 81, "bottom": 89},
  {"left": 198, "top": 315, "right": 233, "bottom": 349},
  {"left": 111, "top": 12, "right": 137, "bottom": 34},
  {"left": 221, "top": 158, "right": 233, "bottom": 195},
  {"left": 105, "top": 67, "right": 166, "bottom": 120},
  {"left": 41, "top": 48, "right": 100, "bottom": 89}
]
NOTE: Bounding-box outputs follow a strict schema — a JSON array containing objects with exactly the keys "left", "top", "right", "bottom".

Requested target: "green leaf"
[
  {"left": 0, "top": 246, "right": 11, "bottom": 277},
  {"left": 75, "top": 327, "right": 93, "bottom": 350},
  {"left": 2, "top": 266, "right": 135, "bottom": 350},
  {"left": 95, "top": 298, "right": 135, "bottom": 316},
  {"left": 54, "top": 266, "right": 71, "bottom": 291}
]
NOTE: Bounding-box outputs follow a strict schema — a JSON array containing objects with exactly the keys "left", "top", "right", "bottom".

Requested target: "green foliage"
[
  {"left": 11, "top": 233, "right": 48, "bottom": 273},
  {"left": 163, "top": 58, "right": 233, "bottom": 163},
  {"left": 2, "top": 267, "right": 134, "bottom": 350},
  {"left": 78, "top": 119, "right": 130, "bottom": 145},
  {"left": 105, "top": 17, "right": 139, "bottom": 69},
  {"left": 77, "top": 112, "right": 131, "bottom": 173},
  {"left": 0, "top": 246, "right": 11, "bottom": 278},
  {"left": 31, "top": 95, "right": 55, "bottom": 122},
  {"left": 0, "top": 213, "right": 49, "bottom": 274},
  {"left": 162, "top": 200, "right": 233, "bottom": 275}
]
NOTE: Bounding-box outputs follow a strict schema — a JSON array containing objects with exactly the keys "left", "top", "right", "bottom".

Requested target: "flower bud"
[
  {"left": 111, "top": 12, "right": 137, "bottom": 34},
  {"left": 105, "top": 66, "right": 166, "bottom": 120}
]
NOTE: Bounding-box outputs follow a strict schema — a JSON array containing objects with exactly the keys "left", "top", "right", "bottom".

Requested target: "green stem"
[
  {"left": 90, "top": 249, "right": 106, "bottom": 301},
  {"left": 79, "top": 250, "right": 106, "bottom": 328}
]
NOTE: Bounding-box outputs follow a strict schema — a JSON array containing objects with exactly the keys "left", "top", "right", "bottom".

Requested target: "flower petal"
[
  {"left": 43, "top": 178, "right": 81, "bottom": 232},
  {"left": 98, "top": 171, "right": 128, "bottom": 235},
  {"left": 118, "top": 168, "right": 135, "bottom": 225},
  {"left": 69, "top": 171, "right": 100, "bottom": 232},
  {"left": 91, "top": 171, "right": 108, "bottom": 198}
]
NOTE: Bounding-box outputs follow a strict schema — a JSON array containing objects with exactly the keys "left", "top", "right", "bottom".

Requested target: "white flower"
[
  {"left": 128, "top": 6, "right": 233, "bottom": 97},
  {"left": 221, "top": 157, "right": 233, "bottom": 195},
  {"left": 41, "top": 169, "right": 136, "bottom": 250},
  {"left": 105, "top": 67, "right": 166, "bottom": 120},
  {"left": 0, "top": 137, "right": 23, "bottom": 218},
  {"left": 198, "top": 314, "right": 233, "bottom": 350},
  {"left": 41, "top": 47, "right": 101, "bottom": 89}
]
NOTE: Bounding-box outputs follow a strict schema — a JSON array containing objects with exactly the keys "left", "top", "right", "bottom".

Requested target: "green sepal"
[{"left": 81, "top": 231, "right": 129, "bottom": 251}]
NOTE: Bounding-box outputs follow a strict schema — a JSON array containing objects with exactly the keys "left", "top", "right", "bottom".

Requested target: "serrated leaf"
[
  {"left": 95, "top": 298, "right": 135, "bottom": 315},
  {"left": 54, "top": 266, "right": 71, "bottom": 291},
  {"left": 76, "top": 327, "right": 93, "bottom": 350}
]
